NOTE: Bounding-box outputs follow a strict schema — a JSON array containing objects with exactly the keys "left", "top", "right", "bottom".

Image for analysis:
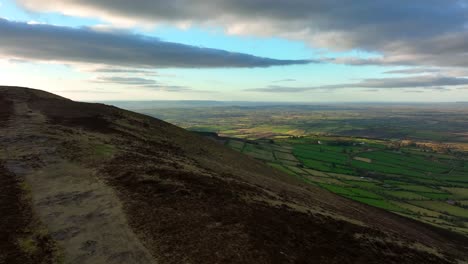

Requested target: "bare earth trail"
[
  {"left": 1, "top": 86, "right": 468, "bottom": 263},
  {"left": 0, "top": 89, "right": 156, "bottom": 264}
]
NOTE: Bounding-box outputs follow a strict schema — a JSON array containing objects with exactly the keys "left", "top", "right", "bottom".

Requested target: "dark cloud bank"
[
  {"left": 17, "top": 0, "right": 468, "bottom": 68},
  {"left": 0, "top": 18, "right": 311, "bottom": 68}
]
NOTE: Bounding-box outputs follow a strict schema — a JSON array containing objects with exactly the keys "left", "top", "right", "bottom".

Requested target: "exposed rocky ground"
[{"left": 1, "top": 86, "right": 468, "bottom": 264}]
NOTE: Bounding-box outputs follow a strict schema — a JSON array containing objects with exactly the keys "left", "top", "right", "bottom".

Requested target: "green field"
[{"left": 225, "top": 136, "right": 468, "bottom": 235}]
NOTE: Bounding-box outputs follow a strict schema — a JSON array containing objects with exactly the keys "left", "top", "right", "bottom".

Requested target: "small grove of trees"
[
  {"left": 438, "top": 214, "right": 466, "bottom": 228},
  {"left": 327, "top": 140, "right": 354, "bottom": 146},
  {"left": 288, "top": 136, "right": 304, "bottom": 139},
  {"left": 453, "top": 201, "right": 468, "bottom": 209}
]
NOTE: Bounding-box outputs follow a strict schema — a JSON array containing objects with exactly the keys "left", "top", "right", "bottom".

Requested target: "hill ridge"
[{"left": 1, "top": 86, "right": 467, "bottom": 264}]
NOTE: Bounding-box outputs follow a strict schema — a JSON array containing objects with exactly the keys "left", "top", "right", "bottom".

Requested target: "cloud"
[
  {"left": 0, "top": 18, "right": 311, "bottom": 69},
  {"left": 51, "top": 89, "right": 119, "bottom": 94},
  {"left": 382, "top": 67, "right": 468, "bottom": 77},
  {"left": 91, "top": 76, "right": 192, "bottom": 92},
  {"left": 16, "top": 0, "right": 468, "bottom": 68},
  {"left": 428, "top": 87, "right": 452, "bottom": 92},
  {"left": 272, "top": 79, "right": 296, "bottom": 83},
  {"left": 362, "top": 89, "right": 380, "bottom": 93},
  {"left": 403, "top": 90, "right": 425, "bottom": 93},
  {"left": 246, "top": 75, "right": 468, "bottom": 93},
  {"left": 245, "top": 85, "right": 315, "bottom": 93},
  {"left": 344, "top": 76, "right": 468, "bottom": 89},
  {"left": 92, "top": 68, "right": 157, "bottom": 74},
  {"left": 94, "top": 76, "right": 157, "bottom": 85},
  {"left": 383, "top": 68, "right": 442, "bottom": 75},
  {"left": 142, "top": 84, "right": 192, "bottom": 92},
  {"left": 27, "top": 20, "right": 46, "bottom": 25}
]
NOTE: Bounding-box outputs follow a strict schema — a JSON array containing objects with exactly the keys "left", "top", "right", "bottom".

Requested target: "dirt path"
[{"left": 0, "top": 99, "right": 157, "bottom": 264}]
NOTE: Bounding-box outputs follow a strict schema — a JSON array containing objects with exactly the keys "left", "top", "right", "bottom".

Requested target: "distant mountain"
[{"left": 1, "top": 86, "right": 467, "bottom": 264}]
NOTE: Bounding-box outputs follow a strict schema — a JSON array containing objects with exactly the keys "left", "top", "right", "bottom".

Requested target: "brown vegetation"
[{"left": 1, "top": 86, "right": 468, "bottom": 263}]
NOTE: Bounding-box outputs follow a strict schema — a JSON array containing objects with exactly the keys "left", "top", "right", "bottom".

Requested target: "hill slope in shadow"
[{"left": 1, "top": 86, "right": 467, "bottom": 264}]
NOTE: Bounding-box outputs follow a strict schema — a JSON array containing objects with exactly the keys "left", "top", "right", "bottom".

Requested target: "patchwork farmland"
[{"left": 226, "top": 136, "right": 468, "bottom": 235}]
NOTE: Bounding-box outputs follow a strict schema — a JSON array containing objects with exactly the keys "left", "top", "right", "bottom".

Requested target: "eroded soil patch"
[{"left": 0, "top": 163, "right": 58, "bottom": 264}]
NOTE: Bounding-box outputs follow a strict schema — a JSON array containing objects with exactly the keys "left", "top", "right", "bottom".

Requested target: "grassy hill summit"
[{"left": 1, "top": 86, "right": 468, "bottom": 264}]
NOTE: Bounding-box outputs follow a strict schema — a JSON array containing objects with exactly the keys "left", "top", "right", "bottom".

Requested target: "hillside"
[{"left": 1, "top": 86, "right": 468, "bottom": 264}]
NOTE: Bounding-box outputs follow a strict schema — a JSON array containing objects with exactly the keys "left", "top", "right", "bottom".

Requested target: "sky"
[{"left": 1, "top": 0, "right": 468, "bottom": 102}]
